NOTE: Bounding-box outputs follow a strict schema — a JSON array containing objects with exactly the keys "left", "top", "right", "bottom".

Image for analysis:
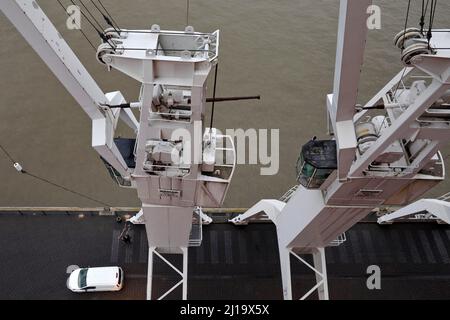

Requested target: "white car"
[{"left": 67, "top": 266, "right": 124, "bottom": 293}]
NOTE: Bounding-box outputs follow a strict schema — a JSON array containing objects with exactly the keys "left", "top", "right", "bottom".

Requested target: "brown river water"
[{"left": 1, "top": 0, "right": 450, "bottom": 208}]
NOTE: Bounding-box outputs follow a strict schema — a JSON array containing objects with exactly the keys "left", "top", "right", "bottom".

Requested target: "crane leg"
[
  {"left": 146, "top": 247, "right": 188, "bottom": 300},
  {"left": 279, "top": 247, "right": 329, "bottom": 300}
]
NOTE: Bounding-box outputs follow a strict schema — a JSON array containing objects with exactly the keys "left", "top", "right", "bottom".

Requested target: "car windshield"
[{"left": 78, "top": 268, "right": 88, "bottom": 288}]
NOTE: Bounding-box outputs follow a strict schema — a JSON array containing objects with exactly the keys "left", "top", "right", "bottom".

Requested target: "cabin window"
[
  {"left": 78, "top": 268, "right": 88, "bottom": 289},
  {"left": 296, "top": 140, "right": 337, "bottom": 189}
]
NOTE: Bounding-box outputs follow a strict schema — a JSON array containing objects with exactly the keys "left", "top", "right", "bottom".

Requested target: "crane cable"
[
  {"left": 401, "top": 0, "right": 412, "bottom": 52},
  {"left": 90, "top": 0, "right": 121, "bottom": 34},
  {"left": 427, "top": 0, "right": 438, "bottom": 49},
  {"left": 0, "top": 143, "right": 111, "bottom": 207},
  {"left": 97, "top": 0, "right": 121, "bottom": 30},
  {"left": 394, "top": 0, "right": 417, "bottom": 98},
  {"left": 56, "top": 0, "right": 96, "bottom": 51},
  {"left": 420, "top": 0, "right": 430, "bottom": 35},
  {"left": 394, "top": 1, "right": 416, "bottom": 97},
  {"left": 68, "top": 0, "right": 116, "bottom": 49},
  {"left": 186, "top": 0, "right": 190, "bottom": 26},
  {"left": 77, "top": 0, "right": 104, "bottom": 32}
]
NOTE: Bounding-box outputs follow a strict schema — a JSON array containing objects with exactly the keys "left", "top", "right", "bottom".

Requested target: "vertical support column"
[
  {"left": 312, "top": 247, "right": 329, "bottom": 300},
  {"left": 147, "top": 246, "right": 155, "bottom": 300},
  {"left": 279, "top": 246, "right": 329, "bottom": 300},
  {"left": 279, "top": 247, "right": 293, "bottom": 300},
  {"left": 181, "top": 247, "right": 189, "bottom": 300},
  {"left": 146, "top": 246, "right": 189, "bottom": 300}
]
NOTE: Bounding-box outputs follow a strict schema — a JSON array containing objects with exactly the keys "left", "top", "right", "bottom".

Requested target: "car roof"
[{"left": 85, "top": 267, "right": 120, "bottom": 287}]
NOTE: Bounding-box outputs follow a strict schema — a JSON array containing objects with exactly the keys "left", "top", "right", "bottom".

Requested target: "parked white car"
[{"left": 67, "top": 266, "right": 124, "bottom": 292}]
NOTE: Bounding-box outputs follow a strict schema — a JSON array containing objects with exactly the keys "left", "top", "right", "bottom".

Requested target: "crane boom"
[
  {"left": 329, "top": 0, "right": 372, "bottom": 180},
  {"left": 0, "top": 0, "right": 136, "bottom": 178},
  {"left": 1, "top": 0, "right": 237, "bottom": 300},
  {"left": 232, "top": 0, "right": 450, "bottom": 300},
  {"left": 0, "top": 0, "right": 106, "bottom": 120}
]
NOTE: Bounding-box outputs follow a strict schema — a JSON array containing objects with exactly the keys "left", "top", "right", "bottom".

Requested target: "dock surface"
[{"left": 0, "top": 212, "right": 449, "bottom": 300}]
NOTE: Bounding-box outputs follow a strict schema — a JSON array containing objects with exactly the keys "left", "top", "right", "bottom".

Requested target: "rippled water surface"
[{"left": 1, "top": 0, "right": 449, "bottom": 207}]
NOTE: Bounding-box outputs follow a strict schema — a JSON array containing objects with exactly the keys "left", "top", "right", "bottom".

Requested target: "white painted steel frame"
[
  {"left": 328, "top": 0, "right": 373, "bottom": 181},
  {"left": 0, "top": 0, "right": 134, "bottom": 179},
  {"left": 378, "top": 199, "right": 450, "bottom": 225},
  {"left": 279, "top": 248, "right": 329, "bottom": 300},
  {"left": 147, "top": 247, "right": 188, "bottom": 300}
]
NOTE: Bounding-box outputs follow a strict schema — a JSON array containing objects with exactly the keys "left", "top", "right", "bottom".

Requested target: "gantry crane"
[
  {"left": 232, "top": 0, "right": 450, "bottom": 300},
  {"left": 0, "top": 0, "right": 236, "bottom": 300},
  {"left": 3, "top": 0, "right": 450, "bottom": 301}
]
